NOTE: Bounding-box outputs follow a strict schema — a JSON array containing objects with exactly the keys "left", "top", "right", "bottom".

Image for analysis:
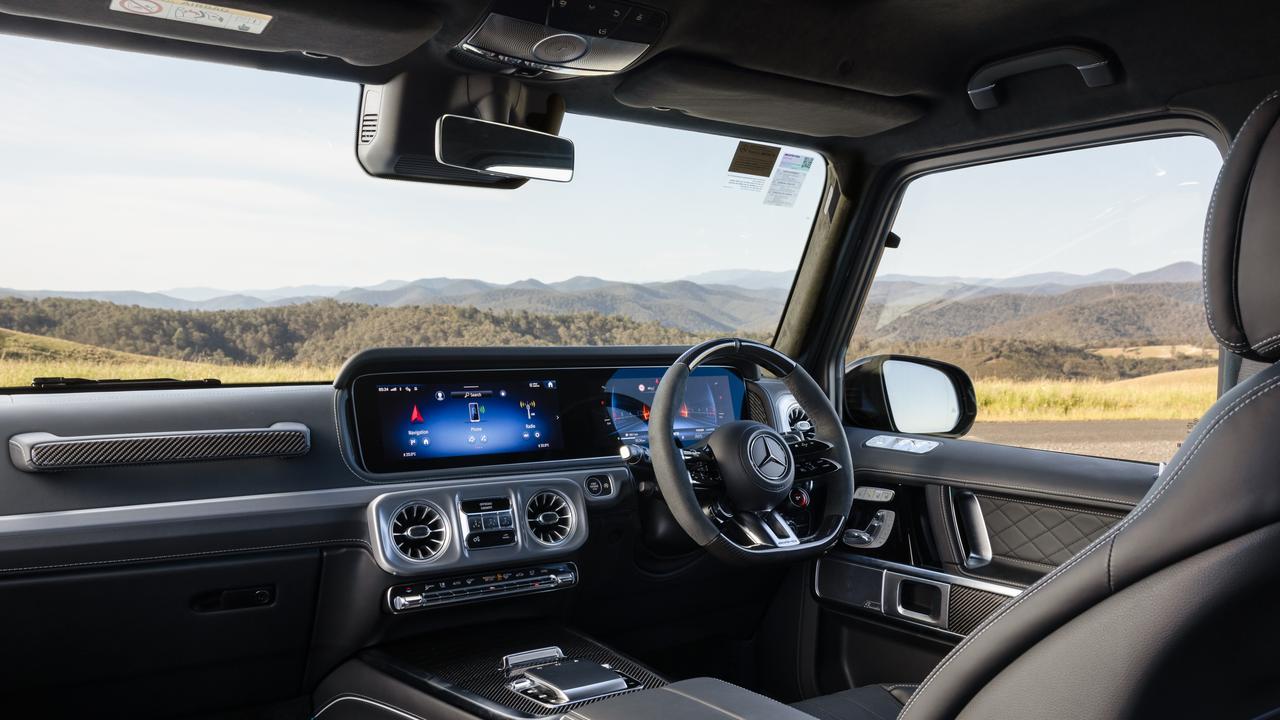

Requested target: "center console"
[
  {"left": 315, "top": 626, "right": 810, "bottom": 720},
  {"left": 318, "top": 624, "right": 668, "bottom": 719}
]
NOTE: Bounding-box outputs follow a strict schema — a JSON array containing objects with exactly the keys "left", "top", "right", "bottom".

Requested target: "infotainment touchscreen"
[{"left": 364, "top": 376, "right": 563, "bottom": 465}]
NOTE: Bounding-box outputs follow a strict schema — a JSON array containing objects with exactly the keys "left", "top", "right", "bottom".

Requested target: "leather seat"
[{"left": 789, "top": 90, "right": 1280, "bottom": 720}]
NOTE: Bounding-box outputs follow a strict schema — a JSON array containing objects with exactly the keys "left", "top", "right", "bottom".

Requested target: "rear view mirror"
[
  {"left": 844, "top": 355, "right": 977, "bottom": 437},
  {"left": 435, "top": 115, "right": 574, "bottom": 182}
]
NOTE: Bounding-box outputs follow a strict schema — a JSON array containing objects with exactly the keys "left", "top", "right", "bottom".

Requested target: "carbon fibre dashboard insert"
[{"left": 8, "top": 422, "right": 310, "bottom": 472}]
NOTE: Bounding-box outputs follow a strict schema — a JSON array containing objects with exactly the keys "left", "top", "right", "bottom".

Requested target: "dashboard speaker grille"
[
  {"left": 526, "top": 490, "right": 573, "bottom": 545},
  {"left": 391, "top": 502, "right": 449, "bottom": 561}
]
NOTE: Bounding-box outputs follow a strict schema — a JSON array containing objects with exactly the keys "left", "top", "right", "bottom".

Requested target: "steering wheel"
[{"left": 649, "top": 338, "right": 854, "bottom": 564}]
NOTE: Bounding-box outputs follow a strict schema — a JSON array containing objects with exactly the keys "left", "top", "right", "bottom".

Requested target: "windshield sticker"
[
  {"left": 763, "top": 153, "right": 815, "bottom": 207},
  {"left": 109, "top": 0, "right": 272, "bottom": 34},
  {"left": 724, "top": 141, "right": 780, "bottom": 192}
]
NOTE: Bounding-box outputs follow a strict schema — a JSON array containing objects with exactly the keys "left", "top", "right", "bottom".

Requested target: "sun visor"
[
  {"left": 614, "top": 56, "right": 925, "bottom": 138},
  {"left": 0, "top": 0, "right": 441, "bottom": 66}
]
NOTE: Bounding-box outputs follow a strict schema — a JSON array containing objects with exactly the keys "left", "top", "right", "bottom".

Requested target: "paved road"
[{"left": 966, "top": 419, "right": 1197, "bottom": 464}]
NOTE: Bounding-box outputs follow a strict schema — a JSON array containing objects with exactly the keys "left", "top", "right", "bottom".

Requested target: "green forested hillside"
[{"left": 0, "top": 297, "right": 704, "bottom": 366}]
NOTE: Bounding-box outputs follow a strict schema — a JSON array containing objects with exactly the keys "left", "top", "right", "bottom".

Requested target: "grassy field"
[
  {"left": 0, "top": 328, "right": 1218, "bottom": 422},
  {"left": 975, "top": 367, "right": 1217, "bottom": 422},
  {"left": 0, "top": 329, "right": 333, "bottom": 386}
]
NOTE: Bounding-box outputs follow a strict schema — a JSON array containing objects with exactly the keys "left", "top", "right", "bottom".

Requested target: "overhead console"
[{"left": 460, "top": 0, "right": 668, "bottom": 77}]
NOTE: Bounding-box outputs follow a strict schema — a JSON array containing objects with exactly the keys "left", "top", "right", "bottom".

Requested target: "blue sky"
[
  {"left": 0, "top": 34, "right": 822, "bottom": 292},
  {"left": 0, "top": 34, "right": 1222, "bottom": 293},
  {"left": 885, "top": 135, "right": 1223, "bottom": 278}
]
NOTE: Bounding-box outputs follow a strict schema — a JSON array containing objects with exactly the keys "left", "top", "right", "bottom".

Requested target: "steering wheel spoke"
[{"left": 731, "top": 510, "right": 801, "bottom": 548}]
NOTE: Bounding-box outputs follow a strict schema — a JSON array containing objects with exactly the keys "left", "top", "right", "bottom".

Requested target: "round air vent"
[
  {"left": 390, "top": 501, "right": 449, "bottom": 561},
  {"left": 526, "top": 490, "right": 574, "bottom": 545},
  {"left": 787, "top": 403, "right": 815, "bottom": 439}
]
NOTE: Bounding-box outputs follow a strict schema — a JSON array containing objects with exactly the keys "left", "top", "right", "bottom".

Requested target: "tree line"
[{"left": 0, "top": 297, "right": 703, "bottom": 366}]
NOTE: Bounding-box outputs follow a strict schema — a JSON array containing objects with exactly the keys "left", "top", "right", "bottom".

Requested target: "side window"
[{"left": 850, "top": 135, "right": 1223, "bottom": 463}]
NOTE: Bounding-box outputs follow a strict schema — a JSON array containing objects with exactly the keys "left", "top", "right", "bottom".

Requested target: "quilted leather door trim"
[{"left": 974, "top": 494, "right": 1124, "bottom": 567}]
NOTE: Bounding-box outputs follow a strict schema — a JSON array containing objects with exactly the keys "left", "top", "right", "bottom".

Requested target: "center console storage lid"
[{"left": 569, "top": 677, "right": 818, "bottom": 720}]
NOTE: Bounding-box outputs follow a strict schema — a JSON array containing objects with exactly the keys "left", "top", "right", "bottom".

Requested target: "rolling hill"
[{"left": 0, "top": 261, "right": 1204, "bottom": 339}]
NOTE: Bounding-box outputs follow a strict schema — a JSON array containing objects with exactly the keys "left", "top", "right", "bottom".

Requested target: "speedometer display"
[{"left": 602, "top": 367, "right": 744, "bottom": 446}]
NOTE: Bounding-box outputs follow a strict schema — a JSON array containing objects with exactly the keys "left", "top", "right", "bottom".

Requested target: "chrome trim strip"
[{"left": 821, "top": 555, "right": 1023, "bottom": 598}]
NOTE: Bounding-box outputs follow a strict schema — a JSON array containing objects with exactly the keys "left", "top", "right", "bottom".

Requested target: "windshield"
[{"left": 0, "top": 35, "right": 824, "bottom": 386}]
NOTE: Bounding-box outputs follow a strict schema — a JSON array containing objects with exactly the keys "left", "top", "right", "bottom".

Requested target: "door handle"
[{"left": 954, "top": 491, "right": 993, "bottom": 568}]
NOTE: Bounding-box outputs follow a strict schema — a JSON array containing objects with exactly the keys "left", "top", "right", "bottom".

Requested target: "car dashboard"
[{"left": 0, "top": 346, "right": 811, "bottom": 716}]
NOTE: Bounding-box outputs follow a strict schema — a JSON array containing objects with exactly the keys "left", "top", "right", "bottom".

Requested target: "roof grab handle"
[{"left": 967, "top": 45, "right": 1117, "bottom": 110}]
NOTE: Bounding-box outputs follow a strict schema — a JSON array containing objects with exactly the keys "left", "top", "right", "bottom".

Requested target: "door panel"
[{"left": 806, "top": 427, "right": 1159, "bottom": 691}]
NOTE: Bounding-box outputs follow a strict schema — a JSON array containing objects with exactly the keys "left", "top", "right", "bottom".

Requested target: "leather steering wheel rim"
[{"left": 649, "top": 338, "right": 855, "bottom": 564}]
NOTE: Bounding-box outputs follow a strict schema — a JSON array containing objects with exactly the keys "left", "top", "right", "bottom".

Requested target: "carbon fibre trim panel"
[
  {"left": 9, "top": 422, "right": 309, "bottom": 472},
  {"left": 946, "top": 584, "right": 1010, "bottom": 635}
]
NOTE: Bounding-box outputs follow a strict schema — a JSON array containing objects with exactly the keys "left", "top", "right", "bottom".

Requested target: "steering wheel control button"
[
  {"left": 865, "top": 434, "right": 940, "bottom": 454},
  {"left": 853, "top": 486, "right": 896, "bottom": 503},
  {"left": 788, "top": 487, "right": 811, "bottom": 509},
  {"left": 795, "top": 457, "right": 838, "bottom": 478}
]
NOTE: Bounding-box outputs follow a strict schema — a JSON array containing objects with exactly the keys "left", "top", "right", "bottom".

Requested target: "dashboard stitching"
[{"left": 0, "top": 538, "right": 370, "bottom": 575}]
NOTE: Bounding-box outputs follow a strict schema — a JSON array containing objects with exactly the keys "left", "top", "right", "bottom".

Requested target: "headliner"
[{"left": 1, "top": 0, "right": 1278, "bottom": 171}]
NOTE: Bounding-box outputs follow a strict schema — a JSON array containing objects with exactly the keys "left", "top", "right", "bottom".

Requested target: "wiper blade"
[{"left": 29, "top": 377, "right": 222, "bottom": 392}]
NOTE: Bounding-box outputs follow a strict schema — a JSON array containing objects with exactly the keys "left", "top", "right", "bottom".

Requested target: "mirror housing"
[
  {"left": 357, "top": 72, "right": 565, "bottom": 189},
  {"left": 844, "top": 355, "right": 977, "bottom": 437},
  {"left": 436, "top": 115, "right": 574, "bottom": 182}
]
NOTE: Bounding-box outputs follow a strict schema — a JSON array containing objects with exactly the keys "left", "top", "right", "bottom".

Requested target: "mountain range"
[{"left": 0, "top": 262, "right": 1204, "bottom": 337}]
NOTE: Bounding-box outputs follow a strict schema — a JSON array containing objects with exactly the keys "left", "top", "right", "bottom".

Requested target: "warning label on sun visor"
[{"left": 109, "top": 0, "right": 272, "bottom": 34}]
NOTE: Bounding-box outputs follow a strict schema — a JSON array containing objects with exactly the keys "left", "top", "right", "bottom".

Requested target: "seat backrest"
[{"left": 898, "top": 92, "right": 1280, "bottom": 720}]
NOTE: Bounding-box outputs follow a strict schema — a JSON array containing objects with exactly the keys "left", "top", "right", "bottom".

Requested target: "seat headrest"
[{"left": 1205, "top": 91, "right": 1280, "bottom": 361}]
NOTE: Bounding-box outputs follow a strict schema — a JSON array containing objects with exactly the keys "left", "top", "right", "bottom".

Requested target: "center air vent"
[
  {"left": 526, "top": 490, "right": 574, "bottom": 545},
  {"left": 788, "top": 404, "right": 815, "bottom": 439},
  {"left": 391, "top": 501, "right": 448, "bottom": 561}
]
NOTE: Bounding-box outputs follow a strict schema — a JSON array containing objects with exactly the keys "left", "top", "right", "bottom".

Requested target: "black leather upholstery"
[
  {"left": 791, "top": 685, "right": 914, "bottom": 720},
  {"left": 797, "top": 90, "right": 1280, "bottom": 720},
  {"left": 1205, "top": 91, "right": 1280, "bottom": 362}
]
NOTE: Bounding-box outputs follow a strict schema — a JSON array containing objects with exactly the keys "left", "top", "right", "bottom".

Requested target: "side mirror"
[
  {"left": 435, "top": 115, "right": 574, "bottom": 182},
  {"left": 844, "top": 355, "right": 977, "bottom": 437}
]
